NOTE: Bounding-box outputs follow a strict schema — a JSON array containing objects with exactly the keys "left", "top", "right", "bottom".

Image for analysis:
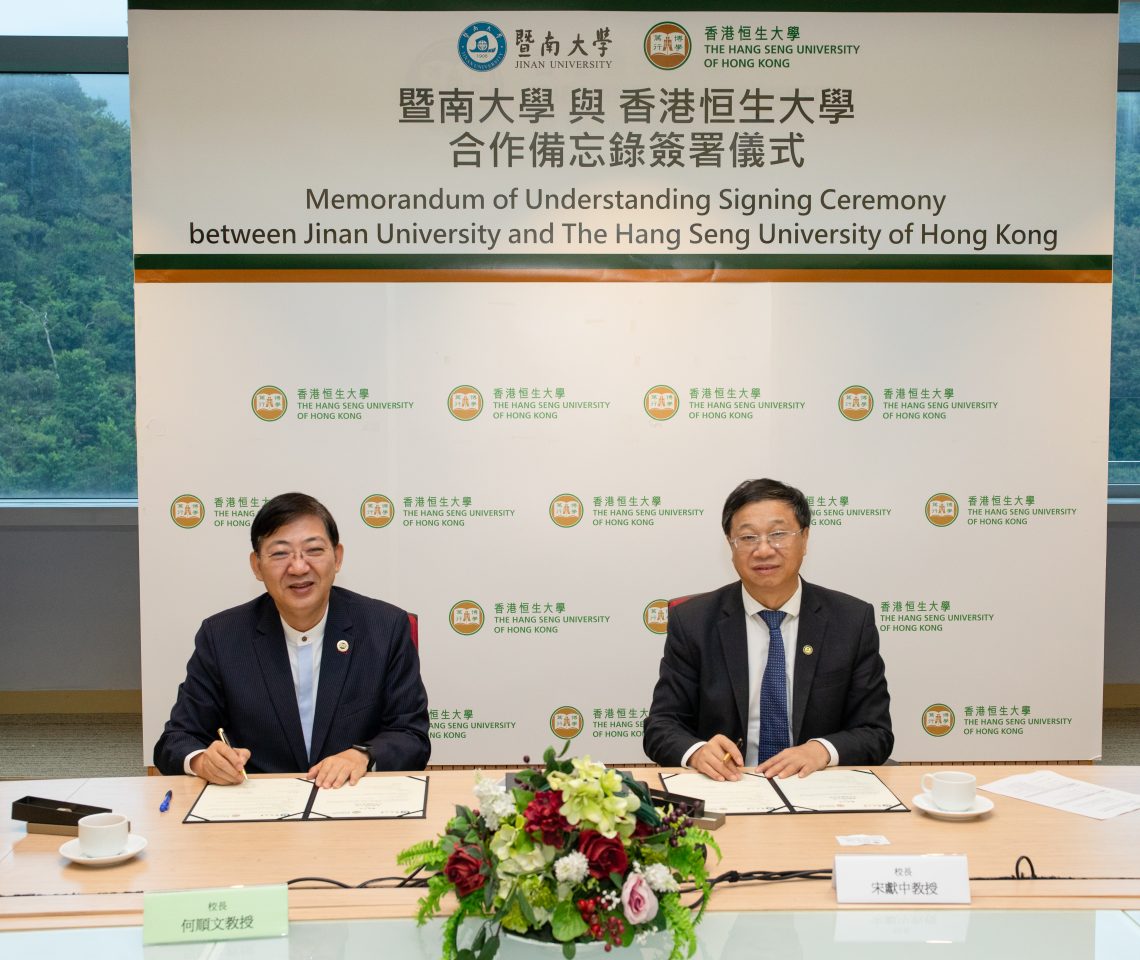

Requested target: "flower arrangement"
[{"left": 398, "top": 747, "right": 720, "bottom": 960}]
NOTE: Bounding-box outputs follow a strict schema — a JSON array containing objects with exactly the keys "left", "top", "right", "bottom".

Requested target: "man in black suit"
[
  {"left": 643, "top": 478, "right": 892, "bottom": 780},
  {"left": 154, "top": 492, "right": 429, "bottom": 788}
]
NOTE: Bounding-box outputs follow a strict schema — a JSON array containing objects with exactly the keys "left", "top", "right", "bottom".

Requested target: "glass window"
[
  {"left": 0, "top": 1, "right": 127, "bottom": 37},
  {"left": 0, "top": 73, "right": 135, "bottom": 496}
]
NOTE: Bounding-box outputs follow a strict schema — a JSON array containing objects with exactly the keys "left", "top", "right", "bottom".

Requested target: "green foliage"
[
  {"left": 1115, "top": 97, "right": 1140, "bottom": 466},
  {"left": 551, "top": 901, "right": 588, "bottom": 943},
  {"left": 397, "top": 838, "right": 448, "bottom": 873},
  {"left": 0, "top": 75, "right": 135, "bottom": 496},
  {"left": 413, "top": 872, "right": 453, "bottom": 926},
  {"left": 659, "top": 893, "right": 698, "bottom": 960}
]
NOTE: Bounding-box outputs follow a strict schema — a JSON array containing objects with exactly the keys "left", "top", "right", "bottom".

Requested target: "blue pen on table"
[{"left": 159, "top": 789, "right": 172, "bottom": 813}]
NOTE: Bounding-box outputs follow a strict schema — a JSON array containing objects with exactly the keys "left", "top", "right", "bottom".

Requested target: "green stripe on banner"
[
  {"left": 135, "top": 253, "right": 1111, "bottom": 272},
  {"left": 126, "top": 2, "right": 1119, "bottom": 15}
]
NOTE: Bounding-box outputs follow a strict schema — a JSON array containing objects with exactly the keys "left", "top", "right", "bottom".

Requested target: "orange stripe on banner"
[{"left": 134, "top": 268, "right": 1113, "bottom": 284}]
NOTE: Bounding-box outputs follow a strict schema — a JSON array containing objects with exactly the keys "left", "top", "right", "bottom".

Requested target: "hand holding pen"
[{"left": 187, "top": 728, "right": 250, "bottom": 785}]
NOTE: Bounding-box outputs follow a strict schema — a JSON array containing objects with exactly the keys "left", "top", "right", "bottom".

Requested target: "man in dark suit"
[
  {"left": 644, "top": 478, "right": 892, "bottom": 780},
  {"left": 154, "top": 492, "right": 429, "bottom": 787}
]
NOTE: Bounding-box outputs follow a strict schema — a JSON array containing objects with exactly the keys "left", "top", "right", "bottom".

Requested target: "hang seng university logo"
[
  {"left": 839, "top": 385, "right": 873, "bottom": 422},
  {"left": 922, "top": 703, "right": 955, "bottom": 737},
  {"left": 170, "top": 494, "right": 205, "bottom": 529},
  {"left": 449, "top": 385, "right": 483, "bottom": 421},
  {"left": 459, "top": 22, "right": 507, "bottom": 71},
  {"left": 252, "top": 385, "right": 287, "bottom": 422},
  {"left": 644, "top": 600, "right": 670, "bottom": 635},
  {"left": 644, "top": 22, "right": 690, "bottom": 70},
  {"left": 360, "top": 495, "right": 395, "bottom": 529},
  {"left": 450, "top": 600, "right": 485, "bottom": 636},
  {"left": 550, "top": 494, "right": 584, "bottom": 528},
  {"left": 644, "top": 385, "right": 680, "bottom": 421},
  {"left": 551, "top": 706, "right": 585, "bottom": 740},
  {"left": 926, "top": 493, "right": 958, "bottom": 527}
]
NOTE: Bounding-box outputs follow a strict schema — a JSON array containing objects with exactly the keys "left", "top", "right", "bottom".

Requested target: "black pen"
[{"left": 159, "top": 789, "right": 172, "bottom": 813}]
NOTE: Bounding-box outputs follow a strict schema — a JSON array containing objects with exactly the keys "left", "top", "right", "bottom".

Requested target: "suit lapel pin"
[
  {"left": 802, "top": 644, "right": 814, "bottom": 656},
  {"left": 336, "top": 639, "right": 349, "bottom": 653}
]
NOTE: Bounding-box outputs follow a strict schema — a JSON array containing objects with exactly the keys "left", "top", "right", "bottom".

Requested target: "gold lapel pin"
[
  {"left": 802, "top": 644, "right": 814, "bottom": 656},
  {"left": 336, "top": 639, "right": 349, "bottom": 653}
]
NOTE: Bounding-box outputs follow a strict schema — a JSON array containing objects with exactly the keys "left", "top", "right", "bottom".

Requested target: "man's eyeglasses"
[
  {"left": 728, "top": 530, "right": 804, "bottom": 553},
  {"left": 262, "top": 546, "right": 330, "bottom": 565}
]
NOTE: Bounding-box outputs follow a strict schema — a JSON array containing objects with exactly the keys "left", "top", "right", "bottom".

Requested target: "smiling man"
[
  {"left": 154, "top": 492, "right": 430, "bottom": 787},
  {"left": 643, "top": 478, "right": 892, "bottom": 780}
]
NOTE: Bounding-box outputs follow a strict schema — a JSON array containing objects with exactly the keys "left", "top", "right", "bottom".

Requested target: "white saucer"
[
  {"left": 912, "top": 793, "right": 994, "bottom": 821},
  {"left": 60, "top": 834, "right": 148, "bottom": 866}
]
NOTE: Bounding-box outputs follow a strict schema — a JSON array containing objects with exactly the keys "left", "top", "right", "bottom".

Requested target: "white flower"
[
  {"left": 554, "top": 851, "right": 589, "bottom": 884},
  {"left": 473, "top": 773, "right": 518, "bottom": 830},
  {"left": 643, "top": 863, "right": 679, "bottom": 893}
]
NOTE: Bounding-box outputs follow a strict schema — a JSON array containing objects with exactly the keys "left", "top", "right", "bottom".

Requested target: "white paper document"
[
  {"left": 185, "top": 777, "right": 315, "bottom": 822},
  {"left": 308, "top": 775, "right": 427, "bottom": 819},
  {"left": 776, "top": 769, "right": 905, "bottom": 812},
  {"left": 660, "top": 769, "right": 905, "bottom": 815},
  {"left": 185, "top": 774, "right": 429, "bottom": 822},
  {"left": 980, "top": 771, "right": 1140, "bottom": 820},
  {"left": 659, "top": 772, "right": 787, "bottom": 814}
]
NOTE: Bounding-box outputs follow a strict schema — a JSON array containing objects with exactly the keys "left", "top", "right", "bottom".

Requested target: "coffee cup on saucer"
[
  {"left": 920, "top": 771, "right": 977, "bottom": 812},
  {"left": 78, "top": 812, "right": 129, "bottom": 858}
]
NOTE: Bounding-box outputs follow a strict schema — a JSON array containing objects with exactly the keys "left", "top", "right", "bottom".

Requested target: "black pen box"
[{"left": 11, "top": 796, "right": 113, "bottom": 837}]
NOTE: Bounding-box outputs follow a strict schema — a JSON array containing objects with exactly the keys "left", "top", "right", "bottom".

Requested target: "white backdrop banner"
[{"left": 130, "top": 4, "right": 1116, "bottom": 764}]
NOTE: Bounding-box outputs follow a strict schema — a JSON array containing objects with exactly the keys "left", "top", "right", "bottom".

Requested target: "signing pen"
[
  {"left": 217, "top": 727, "right": 249, "bottom": 781},
  {"left": 159, "top": 789, "right": 172, "bottom": 813}
]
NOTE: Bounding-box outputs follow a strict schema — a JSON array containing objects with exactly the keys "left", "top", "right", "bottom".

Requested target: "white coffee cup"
[
  {"left": 921, "top": 771, "right": 977, "bottom": 812},
  {"left": 78, "top": 812, "right": 129, "bottom": 858}
]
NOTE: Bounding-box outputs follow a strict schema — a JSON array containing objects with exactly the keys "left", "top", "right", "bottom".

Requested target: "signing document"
[
  {"left": 185, "top": 775, "right": 428, "bottom": 823},
  {"left": 980, "top": 771, "right": 1140, "bottom": 820},
  {"left": 660, "top": 769, "right": 904, "bottom": 815}
]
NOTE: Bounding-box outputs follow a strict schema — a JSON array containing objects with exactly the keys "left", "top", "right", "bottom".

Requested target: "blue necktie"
[
  {"left": 757, "top": 610, "right": 790, "bottom": 763},
  {"left": 297, "top": 640, "right": 314, "bottom": 762}
]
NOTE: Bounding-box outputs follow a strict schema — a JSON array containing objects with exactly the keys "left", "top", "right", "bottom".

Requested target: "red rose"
[
  {"left": 525, "top": 791, "right": 571, "bottom": 845},
  {"left": 578, "top": 830, "right": 629, "bottom": 879},
  {"left": 444, "top": 845, "right": 486, "bottom": 897}
]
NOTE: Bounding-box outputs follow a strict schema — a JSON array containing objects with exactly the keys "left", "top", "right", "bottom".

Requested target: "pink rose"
[{"left": 621, "top": 872, "right": 658, "bottom": 925}]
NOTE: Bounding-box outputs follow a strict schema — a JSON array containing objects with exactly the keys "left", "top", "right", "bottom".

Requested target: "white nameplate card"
[
  {"left": 142, "top": 883, "right": 288, "bottom": 945},
  {"left": 834, "top": 854, "right": 970, "bottom": 904}
]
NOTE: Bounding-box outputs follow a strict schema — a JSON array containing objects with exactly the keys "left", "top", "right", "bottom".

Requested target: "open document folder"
[
  {"left": 660, "top": 769, "right": 907, "bottom": 815},
  {"left": 184, "top": 775, "right": 428, "bottom": 823}
]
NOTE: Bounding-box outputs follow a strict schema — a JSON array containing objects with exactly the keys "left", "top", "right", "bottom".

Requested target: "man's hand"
[
  {"left": 189, "top": 740, "right": 250, "bottom": 785},
  {"left": 689, "top": 735, "right": 745, "bottom": 782},
  {"left": 306, "top": 748, "right": 369, "bottom": 789},
  {"left": 756, "top": 740, "right": 830, "bottom": 779}
]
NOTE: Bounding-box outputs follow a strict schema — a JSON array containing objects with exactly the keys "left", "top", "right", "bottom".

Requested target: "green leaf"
[
  {"left": 512, "top": 787, "right": 536, "bottom": 809},
  {"left": 551, "top": 901, "right": 589, "bottom": 943},
  {"left": 561, "top": 943, "right": 577, "bottom": 960},
  {"left": 609, "top": 871, "right": 624, "bottom": 889},
  {"left": 477, "top": 936, "right": 500, "bottom": 960},
  {"left": 517, "top": 892, "right": 537, "bottom": 926},
  {"left": 473, "top": 927, "right": 487, "bottom": 952}
]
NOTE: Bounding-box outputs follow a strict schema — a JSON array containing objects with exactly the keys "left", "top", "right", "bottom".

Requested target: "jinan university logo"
[
  {"left": 459, "top": 22, "right": 507, "bottom": 71},
  {"left": 644, "top": 22, "right": 691, "bottom": 70}
]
